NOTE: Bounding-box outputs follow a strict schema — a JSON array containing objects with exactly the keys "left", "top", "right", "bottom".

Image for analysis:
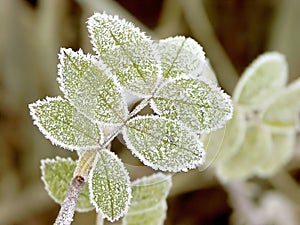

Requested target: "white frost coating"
[
  {"left": 151, "top": 77, "right": 233, "bottom": 134},
  {"left": 122, "top": 115, "right": 206, "bottom": 172},
  {"left": 157, "top": 36, "right": 206, "bottom": 79},
  {"left": 233, "top": 52, "right": 288, "bottom": 108},
  {"left": 29, "top": 96, "right": 103, "bottom": 151},
  {"left": 87, "top": 12, "right": 161, "bottom": 97},
  {"left": 89, "top": 150, "right": 132, "bottom": 222},
  {"left": 57, "top": 48, "right": 129, "bottom": 126}
]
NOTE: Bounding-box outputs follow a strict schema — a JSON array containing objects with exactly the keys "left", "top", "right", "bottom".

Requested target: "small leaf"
[
  {"left": 123, "top": 115, "right": 205, "bottom": 172},
  {"left": 157, "top": 36, "right": 206, "bottom": 79},
  {"left": 128, "top": 173, "right": 172, "bottom": 214},
  {"left": 41, "top": 157, "right": 94, "bottom": 212},
  {"left": 89, "top": 149, "right": 131, "bottom": 222},
  {"left": 262, "top": 78, "right": 300, "bottom": 130},
  {"left": 216, "top": 124, "right": 272, "bottom": 181},
  {"left": 123, "top": 201, "right": 167, "bottom": 225},
  {"left": 233, "top": 52, "right": 288, "bottom": 108},
  {"left": 87, "top": 13, "right": 160, "bottom": 96},
  {"left": 58, "top": 48, "right": 128, "bottom": 125},
  {"left": 29, "top": 97, "right": 102, "bottom": 150},
  {"left": 256, "top": 132, "right": 296, "bottom": 177},
  {"left": 151, "top": 78, "right": 233, "bottom": 133}
]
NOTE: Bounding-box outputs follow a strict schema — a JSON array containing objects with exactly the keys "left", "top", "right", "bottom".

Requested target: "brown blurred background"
[{"left": 0, "top": 0, "right": 300, "bottom": 224}]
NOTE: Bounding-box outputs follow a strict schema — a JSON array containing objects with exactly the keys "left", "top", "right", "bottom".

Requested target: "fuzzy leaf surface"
[
  {"left": 123, "top": 116, "right": 205, "bottom": 172},
  {"left": 151, "top": 78, "right": 232, "bottom": 133},
  {"left": 58, "top": 48, "right": 128, "bottom": 125},
  {"left": 41, "top": 157, "right": 93, "bottom": 212},
  {"left": 234, "top": 52, "right": 288, "bottom": 108},
  {"left": 29, "top": 97, "right": 102, "bottom": 150},
  {"left": 87, "top": 13, "right": 160, "bottom": 96},
  {"left": 89, "top": 150, "right": 131, "bottom": 222},
  {"left": 157, "top": 36, "right": 206, "bottom": 79}
]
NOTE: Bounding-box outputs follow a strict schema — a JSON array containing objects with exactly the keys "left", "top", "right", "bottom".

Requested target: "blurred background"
[{"left": 0, "top": 0, "right": 300, "bottom": 224}]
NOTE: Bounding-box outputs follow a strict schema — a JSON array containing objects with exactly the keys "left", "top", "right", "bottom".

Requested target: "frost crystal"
[{"left": 123, "top": 115, "right": 205, "bottom": 172}]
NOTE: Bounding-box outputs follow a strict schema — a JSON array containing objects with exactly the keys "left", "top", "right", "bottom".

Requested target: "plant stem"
[{"left": 96, "top": 213, "right": 104, "bottom": 225}]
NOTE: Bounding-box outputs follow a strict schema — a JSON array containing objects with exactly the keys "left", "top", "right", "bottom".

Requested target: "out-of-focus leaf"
[
  {"left": 41, "top": 157, "right": 94, "bottom": 212},
  {"left": 262, "top": 78, "right": 300, "bottom": 130},
  {"left": 233, "top": 52, "right": 288, "bottom": 108},
  {"left": 57, "top": 48, "right": 128, "bottom": 125},
  {"left": 87, "top": 13, "right": 160, "bottom": 96},
  {"left": 89, "top": 150, "right": 131, "bottom": 222},
  {"left": 123, "top": 115, "right": 205, "bottom": 172},
  {"left": 157, "top": 36, "right": 206, "bottom": 79},
  {"left": 29, "top": 97, "right": 102, "bottom": 151},
  {"left": 151, "top": 78, "right": 232, "bottom": 133}
]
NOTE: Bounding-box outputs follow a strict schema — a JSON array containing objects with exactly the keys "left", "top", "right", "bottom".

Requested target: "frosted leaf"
[
  {"left": 157, "top": 36, "right": 206, "bottom": 79},
  {"left": 123, "top": 115, "right": 205, "bottom": 172},
  {"left": 151, "top": 78, "right": 233, "bottom": 133},
  {"left": 58, "top": 48, "right": 128, "bottom": 125},
  {"left": 202, "top": 107, "right": 246, "bottom": 167},
  {"left": 87, "top": 13, "right": 160, "bottom": 96},
  {"left": 40, "top": 157, "right": 94, "bottom": 212},
  {"left": 216, "top": 124, "right": 272, "bottom": 181},
  {"left": 233, "top": 52, "right": 288, "bottom": 108},
  {"left": 89, "top": 149, "right": 131, "bottom": 222},
  {"left": 262, "top": 78, "right": 300, "bottom": 130},
  {"left": 123, "top": 201, "right": 167, "bottom": 225},
  {"left": 29, "top": 97, "right": 102, "bottom": 151},
  {"left": 128, "top": 173, "right": 172, "bottom": 214},
  {"left": 256, "top": 132, "right": 296, "bottom": 177}
]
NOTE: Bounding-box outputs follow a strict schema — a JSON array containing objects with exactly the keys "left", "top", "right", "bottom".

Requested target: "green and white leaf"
[
  {"left": 256, "top": 132, "right": 296, "bottom": 177},
  {"left": 128, "top": 173, "right": 172, "bottom": 214},
  {"left": 89, "top": 149, "right": 131, "bottom": 222},
  {"left": 262, "top": 78, "right": 300, "bottom": 130},
  {"left": 123, "top": 115, "right": 205, "bottom": 172},
  {"left": 29, "top": 97, "right": 102, "bottom": 150},
  {"left": 87, "top": 13, "right": 160, "bottom": 96},
  {"left": 40, "top": 157, "right": 94, "bottom": 212},
  {"left": 233, "top": 52, "right": 288, "bottom": 108},
  {"left": 123, "top": 201, "right": 167, "bottom": 225},
  {"left": 151, "top": 78, "right": 233, "bottom": 133},
  {"left": 157, "top": 36, "right": 206, "bottom": 79},
  {"left": 216, "top": 124, "right": 272, "bottom": 181},
  {"left": 58, "top": 48, "right": 128, "bottom": 125}
]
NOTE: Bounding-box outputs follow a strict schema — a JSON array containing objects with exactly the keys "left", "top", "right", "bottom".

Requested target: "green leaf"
[
  {"left": 216, "top": 124, "right": 272, "bottom": 181},
  {"left": 256, "top": 132, "right": 296, "bottom": 177},
  {"left": 89, "top": 149, "right": 131, "bottom": 222},
  {"left": 87, "top": 13, "right": 160, "bottom": 96},
  {"left": 128, "top": 173, "right": 172, "bottom": 214},
  {"left": 41, "top": 157, "right": 94, "bottom": 212},
  {"left": 262, "top": 78, "right": 300, "bottom": 130},
  {"left": 151, "top": 78, "right": 233, "bottom": 133},
  {"left": 233, "top": 52, "right": 288, "bottom": 108},
  {"left": 157, "top": 36, "right": 206, "bottom": 79},
  {"left": 123, "top": 115, "right": 205, "bottom": 172},
  {"left": 29, "top": 97, "right": 102, "bottom": 150},
  {"left": 58, "top": 48, "right": 128, "bottom": 125},
  {"left": 123, "top": 201, "right": 167, "bottom": 225}
]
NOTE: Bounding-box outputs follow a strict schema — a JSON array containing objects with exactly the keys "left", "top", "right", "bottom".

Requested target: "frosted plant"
[
  {"left": 203, "top": 52, "right": 300, "bottom": 181},
  {"left": 29, "top": 12, "right": 232, "bottom": 225}
]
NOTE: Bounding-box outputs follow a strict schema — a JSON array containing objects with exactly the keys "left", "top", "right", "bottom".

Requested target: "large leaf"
[
  {"left": 233, "top": 52, "right": 288, "bottom": 108},
  {"left": 29, "top": 97, "right": 102, "bottom": 150},
  {"left": 262, "top": 78, "right": 300, "bottom": 130},
  {"left": 41, "top": 157, "right": 94, "bottom": 212},
  {"left": 157, "top": 36, "right": 206, "bottom": 79},
  {"left": 151, "top": 78, "right": 232, "bottom": 133},
  {"left": 216, "top": 124, "right": 272, "bottom": 181},
  {"left": 58, "top": 48, "right": 128, "bottom": 125},
  {"left": 123, "top": 115, "right": 205, "bottom": 172},
  {"left": 87, "top": 13, "right": 160, "bottom": 96},
  {"left": 89, "top": 149, "right": 131, "bottom": 222}
]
